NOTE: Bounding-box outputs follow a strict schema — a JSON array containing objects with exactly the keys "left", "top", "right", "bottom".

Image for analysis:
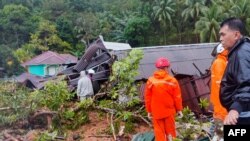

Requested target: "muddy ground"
[{"left": 0, "top": 112, "right": 151, "bottom": 141}]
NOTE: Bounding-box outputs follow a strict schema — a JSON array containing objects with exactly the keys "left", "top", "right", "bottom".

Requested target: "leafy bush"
[
  {"left": 0, "top": 82, "right": 32, "bottom": 126},
  {"left": 30, "top": 78, "right": 72, "bottom": 111},
  {"left": 109, "top": 49, "right": 143, "bottom": 108}
]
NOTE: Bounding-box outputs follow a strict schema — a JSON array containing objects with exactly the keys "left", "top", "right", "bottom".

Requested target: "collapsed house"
[
  {"left": 60, "top": 38, "right": 217, "bottom": 114},
  {"left": 16, "top": 37, "right": 218, "bottom": 114}
]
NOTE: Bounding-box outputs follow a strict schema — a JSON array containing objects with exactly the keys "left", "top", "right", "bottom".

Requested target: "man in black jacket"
[{"left": 219, "top": 17, "right": 250, "bottom": 125}]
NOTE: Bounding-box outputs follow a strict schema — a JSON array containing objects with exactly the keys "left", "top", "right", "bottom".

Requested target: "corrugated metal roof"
[
  {"left": 22, "top": 51, "right": 77, "bottom": 67},
  {"left": 103, "top": 41, "right": 131, "bottom": 50},
  {"left": 15, "top": 72, "right": 57, "bottom": 89},
  {"left": 113, "top": 43, "right": 218, "bottom": 79}
]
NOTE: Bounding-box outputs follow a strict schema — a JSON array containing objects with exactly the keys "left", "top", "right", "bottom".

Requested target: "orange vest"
[
  {"left": 210, "top": 50, "right": 228, "bottom": 120},
  {"left": 144, "top": 69, "right": 183, "bottom": 119}
]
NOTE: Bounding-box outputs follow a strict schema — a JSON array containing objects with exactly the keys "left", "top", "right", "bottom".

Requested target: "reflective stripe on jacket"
[
  {"left": 210, "top": 49, "right": 228, "bottom": 120},
  {"left": 144, "top": 69, "right": 183, "bottom": 119}
]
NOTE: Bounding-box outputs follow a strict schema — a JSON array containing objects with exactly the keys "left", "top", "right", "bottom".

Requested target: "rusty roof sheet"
[
  {"left": 15, "top": 72, "right": 52, "bottom": 89},
  {"left": 22, "top": 51, "right": 77, "bottom": 67},
  {"left": 113, "top": 43, "right": 218, "bottom": 80}
]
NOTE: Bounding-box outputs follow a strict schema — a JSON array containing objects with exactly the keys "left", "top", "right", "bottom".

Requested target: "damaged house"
[
  {"left": 16, "top": 51, "right": 77, "bottom": 89},
  {"left": 16, "top": 37, "right": 218, "bottom": 114},
  {"left": 60, "top": 37, "right": 217, "bottom": 114}
]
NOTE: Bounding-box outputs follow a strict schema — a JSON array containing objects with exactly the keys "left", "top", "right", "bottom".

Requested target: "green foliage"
[
  {"left": 0, "top": 45, "right": 24, "bottom": 76},
  {"left": 153, "top": 0, "right": 176, "bottom": 25},
  {"left": 109, "top": 49, "right": 143, "bottom": 111},
  {"left": 106, "top": 120, "right": 120, "bottom": 135},
  {"left": 30, "top": 78, "right": 72, "bottom": 111},
  {"left": 14, "top": 19, "right": 72, "bottom": 63},
  {"left": 57, "top": 99, "right": 93, "bottom": 130},
  {"left": 124, "top": 121, "right": 135, "bottom": 133},
  {"left": 77, "top": 98, "right": 94, "bottom": 110},
  {"left": 60, "top": 108, "right": 89, "bottom": 130},
  {"left": 110, "top": 49, "right": 143, "bottom": 96},
  {"left": 36, "top": 130, "right": 60, "bottom": 141},
  {"left": 124, "top": 16, "right": 151, "bottom": 46},
  {"left": 198, "top": 98, "right": 210, "bottom": 110},
  {"left": 0, "top": 4, "right": 39, "bottom": 48},
  {"left": 181, "top": 0, "right": 207, "bottom": 22},
  {"left": 176, "top": 107, "right": 198, "bottom": 124},
  {"left": 14, "top": 44, "right": 35, "bottom": 63},
  {"left": 74, "top": 12, "right": 100, "bottom": 45},
  {"left": 98, "top": 100, "right": 116, "bottom": 109},
  {"left": 175, "top": 106, "right": 211, "bottom": 140},
  {"left": 0, "top": 82, "right": 32, "bottom": 126},
  {"left": 70, "top": 43, "right": 85, "bottom": 59},
  {"left": 195, "top": 2, "right": 227, "bottom": 42},
  {"left": 117, "top": 111, "right": 133, "bottom": 121},
  {"left": 228, "top": 0, "right": 250, "bottom": 34}
]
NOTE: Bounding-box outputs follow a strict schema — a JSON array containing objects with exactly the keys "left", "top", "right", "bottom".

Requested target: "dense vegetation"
[{"left": 1, "top": 0, "right": 250, "bottom": 76}]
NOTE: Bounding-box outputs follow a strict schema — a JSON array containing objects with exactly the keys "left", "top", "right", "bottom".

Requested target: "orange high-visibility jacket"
[
  {"left": 144, "top": 69, "right": 183, "bottom": 119},
  {"left": 210, "top": 50, "right": 228, "bottom": 120}
]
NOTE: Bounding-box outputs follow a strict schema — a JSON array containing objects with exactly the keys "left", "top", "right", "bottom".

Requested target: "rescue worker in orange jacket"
[
  {"left": 144, "top": 57, "right": 183, "bottom": 141},
  {"left": 210, "top": 44, "right": 228, "bottom": 121}
]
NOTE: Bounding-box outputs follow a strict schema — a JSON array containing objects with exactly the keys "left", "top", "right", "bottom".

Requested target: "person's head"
[
  {"left": 80, "top": 71, "right": 87, "bottom": 77},
  {"left": 87, "top": 69, "right": 95, "bottom": 78},
  {"left": 87, "top": 69, "right": 95, "bottom": 75},
  {"left": 155, "top": 57, "right": 170, "bottom": 70},
  {"left": 219, "top": 17, "right": 245, "bottom": 50}
]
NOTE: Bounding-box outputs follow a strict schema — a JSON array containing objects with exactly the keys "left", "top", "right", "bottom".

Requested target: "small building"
[{"left": 21, "top": 51, "right": 77, "bottom": 77}]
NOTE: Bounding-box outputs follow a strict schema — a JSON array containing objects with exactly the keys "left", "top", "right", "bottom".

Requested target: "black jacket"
[{"left": 220, "top": 37, "right": 250, "bottom": 113}]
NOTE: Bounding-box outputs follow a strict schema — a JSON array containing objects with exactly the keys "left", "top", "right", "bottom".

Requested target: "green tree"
[
  {"left": 195, "top": 4, "right": 226, "bottom": 42},
  {"left": 40, "top": 0, "right": 68, "bottom": 21},
  {"left": 14, "top": 20, "right": 72, "bottom": 63},
  {"left": 109, "top": 49, "right": 144, "bottom": 105},
  {"left": 229, "top": 0, "right": 250, "bottom": 34},
  {"left": 181, "top": 0, "right": 207, "bottom": 22},
  {"left": 74, "top": 12, "right": 100, "bottom": 45},
  {"left": 124, "top": 16, "right": 151, "bottom": 47},
  {"left": 0, "top": 4, "right": 37, "bottom": 49},
  {"left": 0, "top": 45, "right": 23, "bottom": 76},
  {"left": 152, "top": 0, "right": 176, "bottom": 44}
]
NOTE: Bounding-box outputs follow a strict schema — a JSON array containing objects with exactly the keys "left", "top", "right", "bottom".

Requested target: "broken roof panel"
[
  {"left": 113, "top": 43, "right": 217, "bottom": 80},
  {"left": 15, "top": 72, "right": 57, "bottom": 89}
]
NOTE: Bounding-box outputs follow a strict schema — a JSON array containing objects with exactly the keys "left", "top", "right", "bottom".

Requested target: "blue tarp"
[{"left": 132, "top": 131, "right": 155, "bottom": 141}]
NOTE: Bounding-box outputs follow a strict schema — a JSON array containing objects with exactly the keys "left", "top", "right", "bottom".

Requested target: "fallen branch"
[
  {"left": 132, "top": 113, "right": 152, "bottom": 127},
  {"left": 116, "top": 125, "right": 125, "bottom": 141},
  {"left": 29, "top": 110, "right": 57, "bottom": 121},
  {"left": 28, "top": 110, "right": 57, "bottom": 129},
  {"left": 118, "top": 125, "right": 125, "bottom": 136},
  {"left": 95, "top": 106, "right": 116, "bottom": 114},
  {"left": 0, "top": 106, "right": 29, "bottom": 111},
  {"left": 88, "top": 135, "right": 113, "bottom": 138},
  {"left": 110, "top": 113, "right": 117, "bottom": 141},
  {"left": 54, "top": 136, "right": 66, "bottom": 140},
  {"left": 134, "top": 105, "right": 145, "bottom": 114},
  {"left": 93, "top": 92, "right": 107, "bottom": 100},
  {"left": 95, "top": 106, "right": 152, "bottom": 127}
]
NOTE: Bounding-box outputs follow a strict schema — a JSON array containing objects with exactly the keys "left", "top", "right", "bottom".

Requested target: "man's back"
[{"left": 77, "top": 73, "right": 94, "bottom": 99}]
